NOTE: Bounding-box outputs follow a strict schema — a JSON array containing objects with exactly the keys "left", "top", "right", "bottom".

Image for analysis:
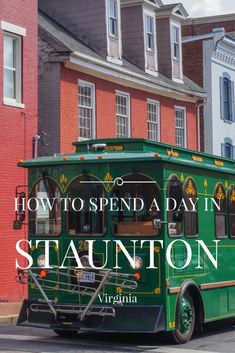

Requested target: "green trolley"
[{"left": 15, "top": 138, "right": 235, "bottom": 343}]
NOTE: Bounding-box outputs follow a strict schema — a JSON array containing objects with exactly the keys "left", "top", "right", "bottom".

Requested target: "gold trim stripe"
[{"left": 168, "top": 280, "right": 235, "bottom": 294}]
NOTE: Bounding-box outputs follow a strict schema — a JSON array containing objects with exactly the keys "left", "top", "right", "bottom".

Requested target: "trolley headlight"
[
  {"left": 131, "top": 256, "right": 143, "bottom": 270},
  {"left": 37, "top": 254, "right": 46, "bottom": 268},
  {"left": 80, "top": 255, "right": 90, "bottom": 268}
]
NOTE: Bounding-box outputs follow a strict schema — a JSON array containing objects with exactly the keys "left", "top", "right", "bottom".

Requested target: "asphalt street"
[{"left": 0, "top": 319, "right": 235, "bottom": 353}]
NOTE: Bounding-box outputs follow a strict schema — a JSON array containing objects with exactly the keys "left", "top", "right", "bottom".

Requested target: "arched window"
[
  {"left": 29, "top": 177, "right": 61, "bottom": 236},
  {"left": 228, "top": 186, "right": 235, "bottom": 238},
  {"left": 214, "top": 183, "right": 227, "bottom": 238},
  {"left": 111, "top": 173, "right": 161, "bottom": 236},
  {"left": 167, "top": 176, "right": 183, "bottom": 237},
  {"left": 183, "top": 178, "right": 198, "bottom": 237},
  {"left": 67, "top": 175, "right": 105, "bottom": 236}
]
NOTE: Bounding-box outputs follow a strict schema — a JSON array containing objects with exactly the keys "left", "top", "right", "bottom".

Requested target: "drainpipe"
[
  {"left": 196, "top": 98, "right": 207, "bottom": 152},
  {"left": 33, "top": 135, "right": 41, "bottom": 158}
]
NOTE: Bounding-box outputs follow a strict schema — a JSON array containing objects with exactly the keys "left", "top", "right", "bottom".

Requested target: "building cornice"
[
  {"left": 184, "top": 13, "right": 235, "bottom": 26},
  {"left": 66, "top": 51, "right": 206, "bottom": 102}
]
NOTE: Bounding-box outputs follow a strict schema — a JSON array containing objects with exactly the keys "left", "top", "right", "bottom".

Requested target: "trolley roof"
[{"left": 19, "top": 138, "right": 235, "bottom": 175}]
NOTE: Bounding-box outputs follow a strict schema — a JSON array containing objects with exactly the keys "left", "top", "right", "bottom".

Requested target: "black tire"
[
  {"left": 172, "top": 292, "right": 195, "bottom": 344},
  {"left": 53, "top": 329, "right": 78, "bottom": 338}
]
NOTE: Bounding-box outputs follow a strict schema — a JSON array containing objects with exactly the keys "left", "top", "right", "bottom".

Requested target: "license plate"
[{"left": 79, "top": 271, "right": 95, "bottom": 283}]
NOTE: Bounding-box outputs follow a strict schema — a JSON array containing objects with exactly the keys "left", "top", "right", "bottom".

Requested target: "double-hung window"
[
  {"left": 146, "top": 15, "right": 154, "bottom": 51},
  {"left": 1, "top": 21, "right": 25, "bottom": 107},
  {"left": 116, "top": 91, "right": 130, "bottom": 138},
  {"left": 78, "top": 80, "right": 96, "bottom": 140},
  {"left": 175, "top": 107, "right": 186, "bottom": 148},
  {"left": 3, "top": 33, "right": 22, "bottom": 105},
  {"left": 172, "top": 26, "right": 180, "bottom": 60},
  {"left": 221, "top": 138, "right": 235, "bottom": 159},
  {"left": 109, "top": 0, "right": 118, "bottom": 37},
  {"left": 147, "top": 99, "right": 160, "bottom": 141}
]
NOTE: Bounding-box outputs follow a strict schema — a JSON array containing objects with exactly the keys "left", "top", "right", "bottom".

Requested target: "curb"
[{"left": 0, "top": 315, "right": 18, "bottom": 325}]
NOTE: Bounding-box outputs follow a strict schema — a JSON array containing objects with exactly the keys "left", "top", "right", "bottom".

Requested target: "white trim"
[
  {"left": 78, "top": 79, "right": 96, "bottom": 140},
  {"left": 3, "top": 33, "right": 23, "bottom": 105},
  {"left": 147, "top": 98, "right": 161, "bottom": 141},
  {"left": 67, "top": 53, "right": 206, "bottom": 101},
  {"left": 175, "top": 105, "right": 187, "bottom": 148},
  {"left": 182, "top": 33, "right": 214, "bottom": 44},
  {"left": 3, "top": 98, "right": 25, "bottom": 109},
  {"left": 115, "top": 90, "right": 131, "bottom": 137},
  {"left": 170, "top": 19, "right": 183, "bottom": 82},
  {"left": 0, "top": 20, "right": 26, "bottom": 36},
  {"left": 143, "top": 8, "right": 158, "bottom": 75},
  {"left": 107, "top": 56, "right": 123, "bottom": 65}
]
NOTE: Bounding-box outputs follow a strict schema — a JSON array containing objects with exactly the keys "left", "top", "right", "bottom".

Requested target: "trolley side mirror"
[{"left": 13, "top": 191, "right": 26, "bottom": 230}]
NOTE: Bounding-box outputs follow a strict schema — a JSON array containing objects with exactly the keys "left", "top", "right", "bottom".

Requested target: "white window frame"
[
  {"left": 115, "top": 90, "right": 131, "bottom": 138},
  {"left": 108, "top": 0, "right": 118, "bottom": 38},
  {"left": 106, "top": 0, "right": 122, "bottom": 65},
  {"left": 78, "top": 80, "right": 96, "bottom": 141},
  {"left": 143, "top": 9, "right": 158, "bottom": 76},
  {"left": 1, "top": 21, "right": 26, "bottom": 109},
  {"left": 175, "top": 106, "right": 187, "bottom": 148},
  {"left": 170, "top": 19, "right": 183, "bottom": 83},
  {"left": 147, "top": 98, "right": 160, "bottom": 141}
]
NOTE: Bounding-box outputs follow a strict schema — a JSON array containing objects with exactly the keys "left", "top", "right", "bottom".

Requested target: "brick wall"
[
  {"left": 60, "top": 66, "right": 198, "bottom": 154},
  {"left": 0, "top": 1, "right": 38, "bottom": 302},
  {"left": 182, "top": 19, "right": 235, "bottom": 37}
]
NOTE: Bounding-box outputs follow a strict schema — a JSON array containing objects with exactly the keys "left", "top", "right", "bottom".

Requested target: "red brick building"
[
  {"left": 0, "top": 1, "right": 38, "bottom": 301},
  {"left": 38, "top": 0, "right": 206, "bottom": 156}
]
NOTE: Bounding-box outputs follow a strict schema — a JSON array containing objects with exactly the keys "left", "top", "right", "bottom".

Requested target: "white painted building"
[{"left": 183, "top": 20, "right": 235, "bottom": 159}]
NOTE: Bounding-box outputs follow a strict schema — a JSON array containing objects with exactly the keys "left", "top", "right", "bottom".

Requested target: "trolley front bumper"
[{"left": 17, "top": 299, "right": 165, "bottom": 333}]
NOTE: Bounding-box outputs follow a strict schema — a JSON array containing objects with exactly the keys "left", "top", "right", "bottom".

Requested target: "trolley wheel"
[
  {"left": 53, "top": 329, "right": 78, "bottom": 338},
  {"left": 172, "top": 292, "right": 195, "bottom": 344}
]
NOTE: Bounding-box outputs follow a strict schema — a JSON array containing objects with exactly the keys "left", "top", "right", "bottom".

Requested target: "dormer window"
[
  {"left": 146, "top": 15, "right": 154, "bottom": 51},
  {"left": 143, "top": 10, "right": 158, "bottom": 76},
  {"left": 109, "top": 0, "right": 118, "bottom": 37},
  {"left": 173, "top": 26, "right": 180, "bottom": 59},
  {"left": 106, "top": 0, "right": 122, "bottom": 64},
  {"left": 171, "top": 20, "right": 183, "bottom": 82}
]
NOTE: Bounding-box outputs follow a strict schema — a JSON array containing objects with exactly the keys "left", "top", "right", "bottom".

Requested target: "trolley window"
[
  {"left": 111, "top": 174, "right": 161, "bottom": 236},
  {"left": 29, "top": 177, "right": 61, "bottom": 236},
  {"left": 228, "top": 186, "right": 235, "bottom": 238},
  {"left": 214, "top": 183, "right": 227, "bottom": 239},
  {"left": 183, "top": 178, "right": 198, "bottom": 237},
  {"left": 167, "top": 176, "right": 183, "bottom": 237},
  {"left": 67, "top": 175, "right": 105, "bottom": 236}
]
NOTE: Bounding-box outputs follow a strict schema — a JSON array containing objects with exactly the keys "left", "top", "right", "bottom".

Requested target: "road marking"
[{"left": 0, "top": 335, "right": 217, "bottom": 353}]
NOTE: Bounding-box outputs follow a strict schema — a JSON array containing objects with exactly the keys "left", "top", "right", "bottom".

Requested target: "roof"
[
  {"left": 19, "top": 138, "right": 235, "bottom": 174},
  {"left": 38, "top": 10, "right": 205, "bottom": 99}
]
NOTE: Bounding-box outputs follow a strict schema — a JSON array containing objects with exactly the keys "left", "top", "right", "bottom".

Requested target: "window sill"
[
  {"left": 172, "top": 77, "right": 184, "bottom": 84},
  {"left": 222, "top": 118, "right": 234, "bottom": 124},
  {"left": 107, "top": 56, "right": 123, "bottom": 65},
  {"left": 145, "top": 68, "right": 158, "bottom": 77},
  {"left": 3, "top": 98, "right": 25, "bottom": 109}
]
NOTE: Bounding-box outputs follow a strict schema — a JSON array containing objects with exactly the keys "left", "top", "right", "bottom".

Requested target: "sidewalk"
[{"left": 0, "top": 302, "right": 21, "bottom": 325}]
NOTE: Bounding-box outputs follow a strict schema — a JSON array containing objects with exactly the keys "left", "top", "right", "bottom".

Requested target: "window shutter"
[
  {"left": 220, "top": 77, "right": 224, "bottom": 120},
  {"left": 233, "top": 145, "right": 235, "bottom": 160},
  {"left": 221, "top": 143, "right": 225, "bottom": 157},
  {"left": 231, "top": 80, "right": 235, "bottom": 122}
]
